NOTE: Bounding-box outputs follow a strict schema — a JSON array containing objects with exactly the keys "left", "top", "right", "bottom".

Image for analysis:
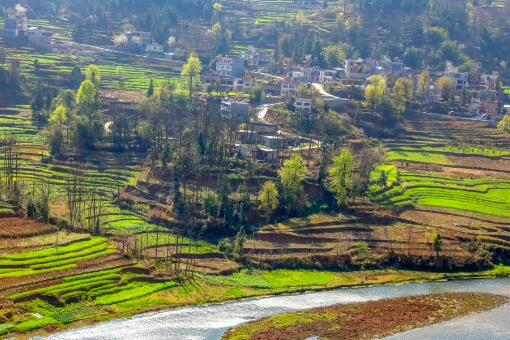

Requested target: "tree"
[
  {"left": 416, "top": 70, "right": 430, "bottom": 100},
  {"left": 147, "top": 79, "right": 154, "bottom": 97},
  {"left": 432, "top": 233, "right": 442, "bottom": 257},
  {"left": 76, "top": 80, "right": 98, "bottom": 115},
  {"left": 69, "top": 66, "right": 83, "bottom": 89},
  {"left": 403, "top": 47, "right": 422, "bottom": 69},
  {"left": 258, "top": 181, "right": 279, "bottom": 222},
  {"left": 364, "top": 75, "right": 386, "bottom": 112},
  {"left": 392, "top": 78, "right": 414, "bottom": 119},
  {"left": 328, "top": 149, "right": 355, "bottom": 208},
  {"left": 435, "top": 76, "right": 456, "bottom": 101},
  {"left": 497, "top": 115, "right": 510, "bottom": 133},
  {"left": 279, "top": 155, "right": 307, "bottom": 214},
  {"left": 85, "top": 64, "right": 101, "bottom": 88},
  {"left": 250, "top": 86, "right": 264, "bottom": 105},
  {"left": 50, "top": 105, "right": 67, "bottom": 126},
  {"left": 233, "top": 226, "right": 246, "bottom": 262},
  {"left": 181, "top": 53, "right": 202, "bottom": 99},
  {"left": 322, "top": 45, "right": 346, "bottom": 68}
]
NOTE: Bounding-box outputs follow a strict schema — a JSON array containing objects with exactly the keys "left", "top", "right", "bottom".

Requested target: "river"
[{"left": 42, "top": 278, "right": 510, "bottom": 340}]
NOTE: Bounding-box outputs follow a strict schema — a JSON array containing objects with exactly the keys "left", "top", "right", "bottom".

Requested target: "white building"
[
  {"left": 294, "top": 97, "right": 313, "bottom": 115},
  {"left": 25, "top": 27, "right": 53, "bottom": 47},
  {"left": 145, "top": 42, "right": 164, "bottom": 55},
  {"left": 216, "top": 56, "right": 245, "bottom": 77},
  {"left": 244, "top": 46, "right": 272, "bottom": 68},
  {"left": 281, "top": 79, "right": 299, "bottom": 98}
]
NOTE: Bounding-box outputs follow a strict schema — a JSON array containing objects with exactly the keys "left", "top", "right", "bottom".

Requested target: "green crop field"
[
  {"left": 372, "top": 115, "right": 510, "bottom": 219},
  {"left": 372, "top": 166, "right": 510, "bottom": 217},
  {"left": 2, "top": 43, "right": 182, "bottom": 91}
]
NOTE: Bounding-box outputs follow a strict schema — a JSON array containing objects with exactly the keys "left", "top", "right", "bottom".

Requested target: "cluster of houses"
[
  {"left": 0, "top": 11, "right": 53, "bottom": 48},
  {"left": 120, "top": 30, "right": 170, "bottom": 57},
  {"left": 234, "top": 122, "right": 313, "bottom": 161},
  {"left": 206, "top": 47, "right": 505, "bottom": 119}
]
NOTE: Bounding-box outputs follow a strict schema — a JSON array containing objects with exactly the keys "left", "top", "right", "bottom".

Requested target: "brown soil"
[
  {"left": 0, "top": 217, "right": 57, "bottom": 238},
  {"left": 223, "top": 293, "right": 507, "bottom": 340}
]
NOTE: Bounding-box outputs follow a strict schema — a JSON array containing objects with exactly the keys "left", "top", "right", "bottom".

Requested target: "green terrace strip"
[
  {"left": 385, "top": 149, "right": 451, "bottom": 165},
  {"left": 387, "top": 145, "right": 510, "bottom": 158},
  {"left": 0, "top": 105, "right": 156, "bottom": 234},
  {"left": 7, "top": 49, "right": 182, "bottom": 91},
  {"left": 371, "top": 166, "right": 510, "bottom": 217},
  {"left": 0, "top": 237, "right": 115, "bottom": 278}
]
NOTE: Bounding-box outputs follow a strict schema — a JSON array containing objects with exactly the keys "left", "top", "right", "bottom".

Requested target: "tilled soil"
[{"left": 223, "top": 293, "right": 507, "bottom": 340}]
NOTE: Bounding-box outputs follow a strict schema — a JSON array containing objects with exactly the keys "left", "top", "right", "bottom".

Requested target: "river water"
[{"left": 42, "top": 278, "right": 510, "bottom": 340}]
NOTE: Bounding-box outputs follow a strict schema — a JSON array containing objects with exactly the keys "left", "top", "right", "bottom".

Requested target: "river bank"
[
  {"left": 13, "top": 266, "right": 510, "bottom": 339},
  {"left": 222, "top": 293, "right": 507, "bottom": 340}
]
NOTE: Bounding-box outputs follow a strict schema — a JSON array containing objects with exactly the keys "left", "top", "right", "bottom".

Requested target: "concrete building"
[
  {"left": 309, "top": 68, "right": 336, "bottom": 83},
  {"left": 25, "top": 27, "right": 53, "bottom": 47},
  {"left": 216, "top": 56, "right": 245, "bottom": 77},
  {"left": 1, "top": 12, "right": 52, "bottom": 48},
  {"left": 220, "top": 97, "right": 250, "bottom": 120},
  {"left": 126, "top": 31, "right": 152, "bottom": 46},
  {"left": 294, "top": 97, "right": 313, "bottom": 115},
  {"left": 247, "top": 122, "right": 278, "bottom": 134},
  {"left": 145, "top": 42, "right": 164, "bottom": 55},
  {"left": 1, "top": 14, "right": 28, "bottom": 38},
  {"left": 481, "top": 73, "right": 499, "bottom": 90},
  {"left": 281, "top": 79, "right": 299, "bottom": 98},
  {"left": 260, "top": 135, "right": 289, "bottom": 149},
  {"left": 446, "top": 71, "right": 469, "bottom": 92},
  {"left": 244, "top": 46, "right": 272, "bottom": 68}
]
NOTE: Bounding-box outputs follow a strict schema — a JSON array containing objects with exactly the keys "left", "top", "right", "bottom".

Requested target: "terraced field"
[
  {"left": 245, "top": 205, "right": 486, "bottom": 269},
  {"left": 0, "top": 104, "right": 234, "bottom": 274},
  {"left": 0, "top": 217, "right": 180, "bottom": 335},
  {"left": 0, "top": 38, "right": 182, "bottom": 91},
  {"left": 373, "top": 113, "right": 510, "bottom": 219},
  {"left": 0, "top": 104, "right": 151, "bottom": 233},
  {"left": 245, "top": 114, "right": 510, "bottom": 268},
  {"left": 221, "top": 0, "right": 341, "bottom": 34}
]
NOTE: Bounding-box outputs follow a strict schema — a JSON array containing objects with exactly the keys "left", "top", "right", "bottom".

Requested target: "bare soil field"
[{"left": 223, "top": 293, "right": 507, "bottom": 340}]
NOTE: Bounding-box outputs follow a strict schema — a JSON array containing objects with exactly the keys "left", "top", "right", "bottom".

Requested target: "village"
[
  {"left": 1, "top": 8, "right": 507, "bottom": 166},
  {"left": 2, "top": 1, "right": 510, "bottom": 338}
]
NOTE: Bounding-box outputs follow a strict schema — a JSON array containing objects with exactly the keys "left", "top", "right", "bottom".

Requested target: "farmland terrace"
[
  {"left": 0, "top": 216, "right": 180, "bottom": 335},
  {"left": 246, "top": 113, "right": 510, "bottom": 269},
  {"left": 0, "top": 103, "right": 235, "bottom": 276}
]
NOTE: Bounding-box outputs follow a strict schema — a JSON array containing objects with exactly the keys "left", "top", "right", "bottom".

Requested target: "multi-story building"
[
  {"left": 216, "top": 56, "right": 245, "bottom": 77},
  {"left": 1, "top": 12, "right": 52, "bottom": 48},
  {"left": 294, "top": 97, "right": 314, "bottom": 115},
  {"left": 281, "top": 79, "right": 299, "bottom": 98},
  {"left": 309, "top": 68, "right": 336, "bottom": 83},
  {"left": 446, "top": 71, "right": 469, "bottom": 92},
  {"left": 244, "top": 46, "right": 272, "bottom": 68},
  {"left": 220, "top": 97, "right": 250, "bottom": 120}
]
